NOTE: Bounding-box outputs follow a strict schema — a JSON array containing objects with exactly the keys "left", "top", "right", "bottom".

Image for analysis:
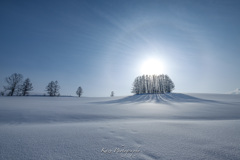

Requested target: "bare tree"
[
  {"left": 46, "top": 81, "right": 60, "bottom": 96},
  {"left": 16, "top": 87, "right": 22, "bottom": 96},
  {"left": 76, "top": 86, "right": 83, "bottom": 97},
  {"left": 4, "top": 73, "right": 23, "bottom": 96},
  {"left": 20, "top": 78, "right": 33, "bottom": 96},
  {"left": 110, "top": 91, "right": 114, "bottom": 97}
]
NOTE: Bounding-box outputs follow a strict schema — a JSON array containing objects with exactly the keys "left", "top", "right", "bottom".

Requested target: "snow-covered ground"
[{"left": 0, "top": 93, "right": 240, "bottom": 160}]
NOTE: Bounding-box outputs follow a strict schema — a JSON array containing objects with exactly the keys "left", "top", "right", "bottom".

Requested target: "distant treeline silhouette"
[
  {"left": 0, "top": 73, "right": 83, "bottom": 97},
  {"left": 132, "top": 74, "right": 175, "bottom": 94},
  {"left": 1, "top": 73, "right": 174, "bottom": 97}
]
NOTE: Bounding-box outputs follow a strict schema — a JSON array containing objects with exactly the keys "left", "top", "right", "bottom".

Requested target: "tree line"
[
  {"left": 0, "top": 73, "right": 83, "bottom": 97},
  {"left": 132, "top": 74, "right": 175, "bottom": 94},
  {"left": 1, "top": 73, "right": 175, "bottom": 97}
]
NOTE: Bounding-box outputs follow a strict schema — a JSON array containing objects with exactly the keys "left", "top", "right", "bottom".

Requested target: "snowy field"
[{"left": 0, "top": 93, "right": 240, "bottom": 160}]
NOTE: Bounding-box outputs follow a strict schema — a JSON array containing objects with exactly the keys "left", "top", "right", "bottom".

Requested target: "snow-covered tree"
[
  {"left": 46, "top": 81, "right": 60, "bottom": 96},
  {"left": 20, "top": 78, "right": 33, "bottom": 96},
  {"left": 4, "top": 73, "right": 23, "bottom": 96},
  {"left": 132, "top": 77, "right": 140, "bottom": 94},
  {"left": 76, "top": 86, "right": 83, "bottom": 97},
  {"left": 132, "top": 74, "right": 175, "bottom": 94}
]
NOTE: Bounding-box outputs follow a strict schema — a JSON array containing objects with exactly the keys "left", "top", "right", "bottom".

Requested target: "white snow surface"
[{"left": 0, "top": 93, "right": 240, "bottom": 160}]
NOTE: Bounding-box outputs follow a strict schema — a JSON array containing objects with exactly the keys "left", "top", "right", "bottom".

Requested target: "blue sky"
[{"left": 0, "top": 0, "right": 240, "bottom": 96}]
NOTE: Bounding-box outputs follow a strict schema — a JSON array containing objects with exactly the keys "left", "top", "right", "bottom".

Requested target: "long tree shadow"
[{"left": 97, "top": 93, "right": 218, "bottom": 104}]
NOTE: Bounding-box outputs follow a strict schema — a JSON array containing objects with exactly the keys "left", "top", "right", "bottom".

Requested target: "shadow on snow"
[{"left": 98, "top": 93, "right": 217, "bottom": 104}]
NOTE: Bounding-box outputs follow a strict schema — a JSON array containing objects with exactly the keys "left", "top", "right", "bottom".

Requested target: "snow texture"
[{"left": 0, "top": 93, "right": 240, "bottom": 160}]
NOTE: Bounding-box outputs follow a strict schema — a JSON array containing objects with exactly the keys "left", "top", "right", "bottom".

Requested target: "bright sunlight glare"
[{"left": 140, "top": 58, "right": 165, "bottom": 75}]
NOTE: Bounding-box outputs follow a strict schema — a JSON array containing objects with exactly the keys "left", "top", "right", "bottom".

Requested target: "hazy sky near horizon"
[{"left": 0, "top": 0, "right": 240, "bottom": 96}]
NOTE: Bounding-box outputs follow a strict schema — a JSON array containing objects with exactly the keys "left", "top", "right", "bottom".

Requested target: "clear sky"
[{"left": 0, "top": 0, "right": 240, "bottom": 97}]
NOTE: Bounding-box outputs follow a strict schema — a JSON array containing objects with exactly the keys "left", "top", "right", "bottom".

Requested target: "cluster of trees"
[
  {"left": 132, "top": 74, "right": 175, "bottom": 94},
  {"left": 1, "top": 73, "right": 83, "bottom": 97},
  {"left": 45, "top": 81, "right": 60, "bottom": 96},
  {"left": 1, "top": 73, "right": 33, "bottom": 96}
]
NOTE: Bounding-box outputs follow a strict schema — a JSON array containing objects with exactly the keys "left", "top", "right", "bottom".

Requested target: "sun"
[{"left": 140, "top": 58, "right": 164, "bottom": 75}]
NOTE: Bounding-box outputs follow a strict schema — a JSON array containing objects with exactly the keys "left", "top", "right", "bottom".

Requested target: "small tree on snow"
[
  {"left": 20, "top": 78, "right": 33, "bottom": 96},
  {"left": 76, "top": 86, "right": 83, "bottom": 97},
  {"left": 46, "top": 81, "right": 60, "bottom": 96},
  {"left": 110, "top": 91, "right": 114, "bottom": 97}
]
